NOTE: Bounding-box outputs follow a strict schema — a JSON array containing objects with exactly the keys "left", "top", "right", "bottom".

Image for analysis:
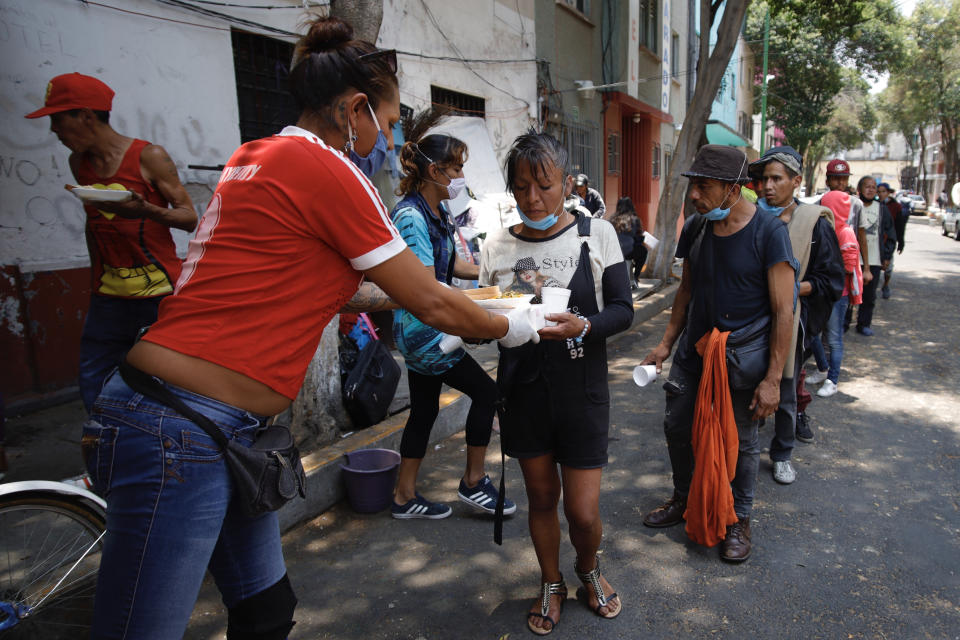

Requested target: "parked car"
[
  {"left": 907, "top": 194, "right": 927, "bottom": 214},
  {"left": 942, "top": 208, "right": 960, "bottom": 240}
]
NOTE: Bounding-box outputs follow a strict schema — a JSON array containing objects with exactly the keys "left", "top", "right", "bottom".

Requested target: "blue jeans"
[
  {"left": 662, "top": 364, "right": 761, "bottom": 518},
  {"left": 809, "top": 335, "right": 828, "bottom": 372},
  {"left": 85, "top": 372, "right": 289, "bottom": 639},
  {"left": 79, "top": 295, "right": 164, "bottom": 413},
  {"left": 825, "top": 296, "right": 850, "bottom": 384}
]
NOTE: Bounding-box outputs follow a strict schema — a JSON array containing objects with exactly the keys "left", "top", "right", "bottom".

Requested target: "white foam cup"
[
  {"left": 643, "top": 231, "right": 659, "bottom": 250},
  {"left": 540, "top": 287, "right": 571, "bottom": 327},
  {"left": 438, "top": 334, "right": 464, "bottom": 354},
  {"left": 633, "top": 364, "right": 657, "bottom": 387}
]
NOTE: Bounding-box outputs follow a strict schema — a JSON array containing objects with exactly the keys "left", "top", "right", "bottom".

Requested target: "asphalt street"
[{"left": 137, "top": 218, "right": 960, "bottom": 638}]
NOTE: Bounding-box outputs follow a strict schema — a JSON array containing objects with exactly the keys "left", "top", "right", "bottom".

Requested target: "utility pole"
[{"left": 759, "top": 8, "right": 770, "bottom": 154}]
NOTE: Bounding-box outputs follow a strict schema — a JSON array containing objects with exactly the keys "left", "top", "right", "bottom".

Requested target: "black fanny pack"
[
  {"left": 118, "top": 361, "right": 306, "bottom": 517},
  {"left": 725, "top": 315, "right": 771, "bottom": 390}
]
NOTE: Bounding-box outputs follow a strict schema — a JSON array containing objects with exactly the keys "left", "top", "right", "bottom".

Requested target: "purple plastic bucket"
[{"left": 340, "top": 448, "right": 401, "bottom": 513}]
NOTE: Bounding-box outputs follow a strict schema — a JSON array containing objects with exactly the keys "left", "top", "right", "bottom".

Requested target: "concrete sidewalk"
[
  {"left": 281, "top": 280, "right": 677, "bottom": 530},
  {"left": 0, "top": 280, "right": 677, "bottom": 532}
]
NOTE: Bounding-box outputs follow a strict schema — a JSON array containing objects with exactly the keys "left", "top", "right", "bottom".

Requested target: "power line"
[
  {"left": 152, "top": 0, "right": 297, "bottom": 36},
  {"left": 417, "top": 0, "right": 531, "bottom": 111},
  {"left": 187, "top": 0, "right": 326, "bottom": 8}
]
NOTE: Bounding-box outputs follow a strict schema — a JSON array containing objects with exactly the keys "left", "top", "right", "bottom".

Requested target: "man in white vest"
[{"left": 748, "top": 147, "right": 844, "bottom": 484}]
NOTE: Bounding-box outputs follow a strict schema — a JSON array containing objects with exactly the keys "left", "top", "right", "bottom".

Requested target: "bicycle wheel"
[{"left": 0, "top": 494, "right": 105, "bottom": 639}]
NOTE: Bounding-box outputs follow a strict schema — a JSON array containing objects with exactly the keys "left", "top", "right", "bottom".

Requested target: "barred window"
[
  {"left": 231, "top": 29, "right": 297, "bottom": 143},
  {"left": 431, "top": 86, "right": 485, "bottom": 118},
  {"left": 607, "top": 132, "right": 621, "bottom": 175}
]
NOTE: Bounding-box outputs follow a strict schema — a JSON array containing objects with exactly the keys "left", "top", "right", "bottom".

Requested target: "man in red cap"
[
  {"left": 820, "top": 159, "right": 869, "bottom": 290},
  {"left": 25, "top": 72, "right": 197, "bottom": 412}
]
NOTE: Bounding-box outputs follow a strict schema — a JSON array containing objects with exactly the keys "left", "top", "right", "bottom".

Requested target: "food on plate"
[{"left": 462, "top": 285, "right": 501, "bottom": 300}]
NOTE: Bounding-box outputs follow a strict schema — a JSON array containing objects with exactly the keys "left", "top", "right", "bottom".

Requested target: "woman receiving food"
[
  {"left": 480, "top": 131, "right": 633, "bottom": 635},
  {"left": 389, "top": 133, "right": 515, "bottom": 519},
  {"left": 81, "top": 17, "right": 540, "bottom": 639}
]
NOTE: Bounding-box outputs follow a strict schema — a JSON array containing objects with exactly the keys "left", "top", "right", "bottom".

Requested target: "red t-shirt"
[
  {"left": 75, "top": 139, "right": 181, "bottom": 298},
  {"left": 143, "top": 127, "right": 406, "bottom": 399}
]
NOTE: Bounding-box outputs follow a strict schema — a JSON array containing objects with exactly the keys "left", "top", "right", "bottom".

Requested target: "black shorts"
[{"left": 499, "top": 377, "right": 609, "bottom": 469}]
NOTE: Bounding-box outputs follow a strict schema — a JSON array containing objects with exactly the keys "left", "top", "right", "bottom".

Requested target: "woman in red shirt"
[{"left": 82, "top": 17, "right": 540, "bottom": 639}]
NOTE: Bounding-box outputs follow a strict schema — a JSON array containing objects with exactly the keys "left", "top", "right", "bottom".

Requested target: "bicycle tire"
[{"left": 0, "top": 493, "right": 105, "bottom": 639}]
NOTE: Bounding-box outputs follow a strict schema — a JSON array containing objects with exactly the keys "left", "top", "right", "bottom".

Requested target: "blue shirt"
[
  {"left": 391, "top": 200, "right": 465, "bottom": 375},
  {"left": 674, "top": 210, "right": 795, "bottom": 371}
]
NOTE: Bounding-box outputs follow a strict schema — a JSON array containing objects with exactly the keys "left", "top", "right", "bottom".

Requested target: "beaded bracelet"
[{"left": 575, "top": 314, "right": 590, "bottom": 344}]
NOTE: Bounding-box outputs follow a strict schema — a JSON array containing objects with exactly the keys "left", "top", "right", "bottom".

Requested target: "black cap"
[
  {"left": 748, "top": 145, "right": 803, "bottom": 180},
  {"left": 682, "top": 145, "right": 750, "bottom": 183}
]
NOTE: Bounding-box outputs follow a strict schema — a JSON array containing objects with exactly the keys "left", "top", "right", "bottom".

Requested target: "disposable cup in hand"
[
  {"left": 633, "top": 364, "right": 657, "bottom": 387},
  {"left": 643, "top": 231, "right": 659, "bottom": 250},
  {"left": 438, "top": 334, "right": 464, "bottom": 354},
  {"left": 541, "top": 287, "right": 571, "bottom": 327}
]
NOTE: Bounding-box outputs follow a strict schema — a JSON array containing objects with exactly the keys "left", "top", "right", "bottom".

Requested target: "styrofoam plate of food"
[{"left": 67, "top": 185, "right": 133, "bottom": 202}]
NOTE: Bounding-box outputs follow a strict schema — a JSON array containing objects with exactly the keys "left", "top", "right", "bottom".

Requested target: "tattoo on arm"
[{"left": 341, "top": 283, "right": 397, "bottom": 313}]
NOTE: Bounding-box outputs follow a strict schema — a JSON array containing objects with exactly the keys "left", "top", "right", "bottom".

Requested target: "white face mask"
[
  {"left": 427, "top": 167, "right": 465, "bottom": 200},
  {"left": 445, "top": 177, "right": 466, "bottom": 200}
]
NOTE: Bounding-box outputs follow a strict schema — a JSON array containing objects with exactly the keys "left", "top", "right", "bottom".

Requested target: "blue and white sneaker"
[
  {"left": 391, "top": 493, "right": 452, "bottom": 520},
  {"left": 458, "top": 475, "right": 517, "bottom": 516}
]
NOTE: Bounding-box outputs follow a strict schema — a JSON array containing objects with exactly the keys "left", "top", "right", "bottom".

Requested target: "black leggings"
[{"left": 399, "top": 355, "right": 498, "bottom": 459}]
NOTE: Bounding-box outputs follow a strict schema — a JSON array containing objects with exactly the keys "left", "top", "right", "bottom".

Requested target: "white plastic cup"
[
  {"left": 643, "top": 231, "right": 659, "bottom": 250},
  {"left": 633, "top": 364, "right": 657, "bottom": 387},
  {"left": 540, "top": 287, "right": 571, "bottom": 327},
  {"left": 438, "top": 334, "right": 464, "bottom": 354}
]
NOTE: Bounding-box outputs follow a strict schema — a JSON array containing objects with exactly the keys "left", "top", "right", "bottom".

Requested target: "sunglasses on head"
[{"left": 358, "top": 48, "right": 397, "bottom": 74}]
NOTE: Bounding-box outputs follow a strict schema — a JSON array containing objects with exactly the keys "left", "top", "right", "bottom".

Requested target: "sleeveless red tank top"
[{"left": 75, "top": 139, "right": 181, "bottom": 298}]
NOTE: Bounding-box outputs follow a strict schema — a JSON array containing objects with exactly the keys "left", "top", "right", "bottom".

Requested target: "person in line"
[
  {"left": 481, "top": 132, "right": 632, "bottom": 634},
  {"left": 389, "top": 133, "right": 515, "bottom": 519},
  {"left": 573, "top": 173, "right": 607, "bottom": 219},
  {"left": 25, "top": 73, "right": 197, "bottom": 413},
  {"left": 816, "top": 191, "right": 863, "bottom": 398},
  {"left": 749, "top": 146, "right": 843, "bottom": 482},
  {"left": 876, "top": 182, "right": 905, "bottom": 299},
  {"left": 611, "top": 196, "right": 648, "bottom": 288},
  {"left": 808, "top": 158, "right": 867, "bottom": 375},
  {"left": 641, "top": 144, "right": 795, "bottom": 563},
  {"left": 852, "top": 176, "right": 897, "bottom": 337},
  {"left": 78, "top": 17, "right": 541, "bottom": 639}
]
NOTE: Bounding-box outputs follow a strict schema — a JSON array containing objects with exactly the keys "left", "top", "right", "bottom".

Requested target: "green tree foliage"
[
  {"left": 746, "top": 0, "right": 902, "bottom": 193},
  {"left": 884, "top": 0, "right": 960, "bottom": 203},
  {"left": 804, "top": 71, "right": 876, "bottom": 193}
]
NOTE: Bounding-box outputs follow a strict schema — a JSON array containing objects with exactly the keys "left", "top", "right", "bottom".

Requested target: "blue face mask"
[
  {"left": 756, "top": 198, "right": 786, "bottom": 216},
  {"left": 517, "top": 192, "right": 565, "bottom": 230},
  {"left": 348, "top": 102, "right": 389, "bottom": 178},
  {"left": 700, "top": 155, "right": 747, "bottom": 221}
]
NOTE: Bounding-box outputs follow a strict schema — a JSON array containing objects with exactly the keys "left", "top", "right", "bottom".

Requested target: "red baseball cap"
[
  {"left": 24, "top": 73, "right": 114, "bottom": 119},
  {"left": 825, "top": 158, "right": 850, "bottom": 176}
]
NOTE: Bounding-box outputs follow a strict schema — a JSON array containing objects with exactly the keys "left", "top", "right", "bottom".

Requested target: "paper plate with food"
[
  {"left": 462, "top": 286, "right": 533, "bottom": 310},
  {"left": 66, "top": 184, "right": 134, "bottom": 202}
]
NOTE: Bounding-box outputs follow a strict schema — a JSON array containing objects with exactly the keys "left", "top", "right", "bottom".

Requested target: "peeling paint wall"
[
  {"left": 379, "top": 0, "right": 538, "bottom": 166},
  {"left": 0, "top": 0, "right": 307, "bottom": 401}
]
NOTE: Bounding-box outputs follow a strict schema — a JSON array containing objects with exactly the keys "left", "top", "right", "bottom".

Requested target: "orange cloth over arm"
[{"left": 683, "top": 328, "right": 740, "bottom": 547}]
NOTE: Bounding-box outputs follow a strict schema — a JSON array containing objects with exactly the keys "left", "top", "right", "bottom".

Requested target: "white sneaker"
[
  {"left": 817, "top": 380, "right": 838, "bottom": 397},
  {"left": 773, "top": 460, "right": 796, "bottom": 484},
  {"left": 806, "top": 369, "right": 829, "bottom": 385}
]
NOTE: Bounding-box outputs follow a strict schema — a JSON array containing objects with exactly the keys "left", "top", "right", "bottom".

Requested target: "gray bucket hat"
[{"left": 682, "top": 144, "right": 750, "bottom": 183}]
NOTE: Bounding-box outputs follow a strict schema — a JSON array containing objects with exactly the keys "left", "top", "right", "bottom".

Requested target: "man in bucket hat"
[
  {"left": 640, "top": 144, "right": 796, "bottom": 563},
  {"left": 25, "top": 73, "right": 197, "bottom": 412},
  {"left": 749, "top": 146, "right": 843, "bottom": 478}
]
